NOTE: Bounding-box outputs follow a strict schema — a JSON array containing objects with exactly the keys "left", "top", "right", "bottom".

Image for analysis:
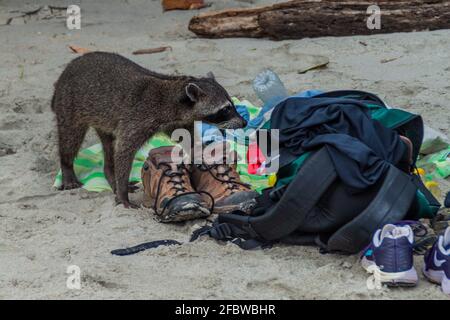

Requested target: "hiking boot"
[
  {"left": 191, "top": 144, "right": 258, "bottom": 214},
  {"left": 141, "top": 146, "right": 212, "bottom": 222}
]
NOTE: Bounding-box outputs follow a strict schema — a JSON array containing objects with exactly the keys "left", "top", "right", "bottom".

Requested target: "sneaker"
[
  {"left": 191, "top": 143, "right": 258, "bottom": 214},
  {"left": 361, "top": 224, "right": 418, "bottom": 286},
  {"left": 423, "top": 226, "right": 450, "bottom": 295},
  {"left": 141, "top": 146, "right": 212, "bottom": 222}
]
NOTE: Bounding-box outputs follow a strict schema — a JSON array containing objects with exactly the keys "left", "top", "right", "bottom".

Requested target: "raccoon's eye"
[{"left": 219, "top": 104, "right": 233, "bottom": 116}]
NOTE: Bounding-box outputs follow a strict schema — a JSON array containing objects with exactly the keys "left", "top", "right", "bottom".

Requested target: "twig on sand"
[
  {"left": 380, "top": 56, "right": 401, "bottom": 64},
  {"left": 1, "top": 6, "right": 67, "bottom": 26},
  {"left": 298, "top": 57, "right": 329, "bottom": 74},
  {"left": 48, "top": 5, "right": 68, "bottom": 12},
  {"left": 132, "top": 46, "right": 173, "bottom": 55},
  {"left": 1, "top": 6, "right": 43, "bottom": 25}
]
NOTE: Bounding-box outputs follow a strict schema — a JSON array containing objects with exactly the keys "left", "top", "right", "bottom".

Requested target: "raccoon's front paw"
[
  {"left": 124, "top": 201, "right": 140, "bottom": 209},
  {"left": 58, "top": 180, "right": 83, "bottom": 190},
  {"left": 115, "top": 196, "right": 140, "bottom": 209}
]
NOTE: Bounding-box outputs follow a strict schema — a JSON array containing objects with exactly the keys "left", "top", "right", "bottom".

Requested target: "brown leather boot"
[
  {"left": 141, "top": 146, "right": 212, "bottom": 222},
  {"left": 191, "top": 145, "right": 259, "bottom": 214}
]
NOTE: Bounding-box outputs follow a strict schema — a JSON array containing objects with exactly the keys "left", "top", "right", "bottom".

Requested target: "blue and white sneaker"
[
  {"left": 361, "top": 224, "right": 418, "bottom": 286},
  {"left": 423, "top": 226, "right": 450, "bottom": 295}
]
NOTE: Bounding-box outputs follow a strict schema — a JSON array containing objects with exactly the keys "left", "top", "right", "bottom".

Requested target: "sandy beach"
[{"left": 0, "top": 0, "right": 449, "bottom": 299}]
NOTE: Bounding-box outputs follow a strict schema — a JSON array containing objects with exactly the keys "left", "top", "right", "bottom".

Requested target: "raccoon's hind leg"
[
  {"left": 96, "top": 129, "right": 140, "bottom": 194},
  {"left": 56, "top": 120, "right": 88, "bottom": 190},
  {"left": 96, "top": 129, "right": 117, "bottom": 193},
  {"left": 113, "top": 133, "right": 151, "bottom": 209}
]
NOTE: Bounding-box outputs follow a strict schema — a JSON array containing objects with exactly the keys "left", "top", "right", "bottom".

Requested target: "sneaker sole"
[
  {"left": 422, "top": 266, "right": 450, "bottom": 295},
  {"left": 361, "top": 256, "right": 419, "bottom": 287}
]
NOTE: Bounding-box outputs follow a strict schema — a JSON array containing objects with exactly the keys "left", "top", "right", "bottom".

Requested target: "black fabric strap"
[
  {"left": 190, "top": 218, "right": 271, "bottom": 250},
  {"left": 327, "top": 165, "right": 417, "bottom": 253},
  {"left": 111, "top": 239, "right": 182, "bottom": 256}
]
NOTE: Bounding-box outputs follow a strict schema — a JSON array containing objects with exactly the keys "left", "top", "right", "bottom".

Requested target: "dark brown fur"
[{"left": 52, "top": 52, "right": 245, "bottom": 208}]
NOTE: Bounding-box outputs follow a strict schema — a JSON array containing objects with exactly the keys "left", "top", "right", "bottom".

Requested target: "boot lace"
[
  {"left": 154, "top": 162, "right": 214, "bottom": 217},
  {"left": 160, "top": 163, "right": 189, "bottom": 195},
  {"left": 200, "top": 163, "right": 251, "bottom": 194}
]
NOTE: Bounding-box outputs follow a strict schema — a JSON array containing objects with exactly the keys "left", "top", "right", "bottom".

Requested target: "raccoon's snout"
[
  {"left": 216, "top": 117, "right": 247, "bottom": 129},
  {"left": 203, "top": 101, "right": 248, "bottom": 129},
  {"left": 238, "top": 118, "right": 247, "bottom": 128}
]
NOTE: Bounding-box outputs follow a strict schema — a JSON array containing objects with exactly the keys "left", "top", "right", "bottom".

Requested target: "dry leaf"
[
  {"left": 68, "top": 45, "right": 91, "bottom": 54},
  {"left": 162, "top": 0, "right": 207, "bottom": 11}
]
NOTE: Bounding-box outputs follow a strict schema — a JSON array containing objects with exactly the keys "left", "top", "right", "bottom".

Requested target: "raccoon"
[{"left": 51, "top": 52, "right": 246, "bottom": 208}]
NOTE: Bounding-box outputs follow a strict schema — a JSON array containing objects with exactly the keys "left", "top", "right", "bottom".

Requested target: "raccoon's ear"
[
  {"left": 185, "top": 83, "right": 204, "bottom": 103},
  {"left": 206, "top": 72, "right": 215, "bottom": 80}
]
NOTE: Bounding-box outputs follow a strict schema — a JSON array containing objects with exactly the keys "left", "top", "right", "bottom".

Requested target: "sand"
[{"left": 0, "top": 0, "right": 449, "bottom": 299}]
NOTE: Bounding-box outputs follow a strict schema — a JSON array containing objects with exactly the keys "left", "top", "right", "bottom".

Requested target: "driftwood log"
[{"left": 188, "top": 0, "right": 450, "bottom": 40}]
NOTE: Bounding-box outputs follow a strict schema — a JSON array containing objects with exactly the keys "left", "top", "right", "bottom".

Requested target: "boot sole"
[
  {"left": 158, "top": 203, "right": 211, "bottom": 223},
  {"left": 143, "top": 194, "right": 211, "bottom": 223}
]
